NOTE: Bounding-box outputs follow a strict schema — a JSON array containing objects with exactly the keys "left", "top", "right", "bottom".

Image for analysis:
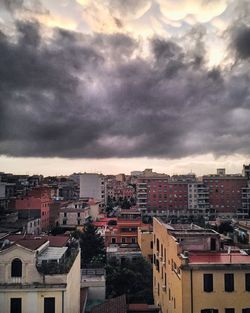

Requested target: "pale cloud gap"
[{"left": 0, "top": 0, "right": 249, "bottom": 162}]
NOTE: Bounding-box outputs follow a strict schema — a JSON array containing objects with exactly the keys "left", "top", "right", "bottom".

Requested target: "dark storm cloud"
[
  {"left": 0, "top": 0, "right": 23, "bottom": 13},
  {"left": 0, "top": 19, "right": 250, "bottom": 159},
  {"left": 231, "top": 25, "right": 250, "bottom": 59}
]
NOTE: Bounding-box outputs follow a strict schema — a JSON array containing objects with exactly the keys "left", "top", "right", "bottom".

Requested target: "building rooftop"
[
  {"left": 165, "top": 223, "right": 202, "bottom": 230},
  {"left": 90, "top": 294, "right": 127, "bottom": 313},
  {"left": 6, "top": 234, "right": 70, "bottom": 247},
  {"left": 1, "top": 235, "right": 49, "bottom": 251},
  {"left": 188, "top": 251, "right": 250, "bottom": 264},
  {"left": 38, "top": 246, "right": 68, "bottom": 262}
]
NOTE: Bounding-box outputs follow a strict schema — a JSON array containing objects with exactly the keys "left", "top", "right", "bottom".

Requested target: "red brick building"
[
  {"left": 202, "top": 175, "right": 248, "bottom": 215},
  {"left": 15, "top": 187, "right": 52, "bottom": 231},
  {"left": 137, "top": 176, "right": 189, "bottom": 215}
]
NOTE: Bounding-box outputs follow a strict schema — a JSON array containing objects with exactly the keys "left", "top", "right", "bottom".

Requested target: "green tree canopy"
[
  {"left": 106, "top": 257, "right": 153, "bottom": 304},
  {"left": 79, "top": 220, "right": 106, "bottom": 267}
]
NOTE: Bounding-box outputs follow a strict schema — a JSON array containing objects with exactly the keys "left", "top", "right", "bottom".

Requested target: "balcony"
[{"left": 36, "top": 246, "right": 79, "bottom": 275}]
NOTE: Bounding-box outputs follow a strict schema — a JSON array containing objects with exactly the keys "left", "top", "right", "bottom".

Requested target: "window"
[
  {"left": 111, "top": 238, "right": 116, "bottom": 244},
  {"left": 44, "top": 297, "right": 55, "bottom": 313},
  {"left": 156, "top": 239, "right": 159, "bottom": 252},
  {"left": 203, "top": 274, "right": 213, "bottom": 292},
  {"left": 10, "top": 298, "right": 21, "bottom": 313},
  {"left": 11, "top": 258, "right": 22, "bottom": 277},
  {"left": 242, "top": 310, "right": 250, "bottom": 313},
  {"left": 201, "top": 310, "right": 218, "bottom": 313},
  {"left": 225, "top": 273, "right": 234, "bottom": 292},
  {"left": 122, "top": 237, "right": 126, "bottom": 243},
  {"left": 225, "top": 309, "right": 235, "bottom": 313},
  {"left": 246, "top": 274, "right": 250, "bottom": 291}
]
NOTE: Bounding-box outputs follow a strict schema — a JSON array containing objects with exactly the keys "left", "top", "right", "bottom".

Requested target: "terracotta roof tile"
[
  {"left": 16, "top": 238, "right": 48, "bottom": 250},
  {"left": 7, "top": 234, "right": 69, "bottom": 249},
  {"left": 91, "top": 295, "right": 127, "bottom": 313}
]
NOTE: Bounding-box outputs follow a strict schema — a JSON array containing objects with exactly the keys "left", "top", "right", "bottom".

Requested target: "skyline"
[
  {"left": 0, "top": 154, "right": 248, "bottom": 176},
  {"left": 0, "top": 0, "right": 250, "bottom": 175}
]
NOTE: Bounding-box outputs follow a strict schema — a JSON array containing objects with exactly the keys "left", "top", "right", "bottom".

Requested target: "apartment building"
[
  {"left": 153, "top": 217, "right": 250, "bottom": 313},
  {"left": 202, "top": 171, "right": 247, "bottom": 217},
  {"left": 80, "top": 173, "right": 105, "bottom": 205},
  {"left": 188, "top": 182, "right": 210, "bottom": 215},
  {"left": 242, "top": 182, "right": 250, "bottom": 217},
  {"left": 59, "top": 201, "right": 90, "bottom": 228},
  {"left": 137, "top": 176, "right": 189, "bottom": 215},
  {"left": 15, "top": 187, "right": 52, "bottom": 231},
  {"left": 243, "top": 165, "right": 250, "bottom": 181},
  {"left": 0, "top": 235, "right": 80, "bottom": 313}
]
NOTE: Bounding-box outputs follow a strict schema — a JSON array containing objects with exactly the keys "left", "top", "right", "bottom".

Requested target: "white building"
[
  {"left": 188, "top": 182, "right": 210, "bottom": 215},
  {"left": 80, "top": 174, "right": 105, "bottom": 204}
]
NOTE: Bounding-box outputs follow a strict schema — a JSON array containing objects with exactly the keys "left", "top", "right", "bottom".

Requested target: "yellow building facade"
[
  {"left": 153, "top": 218, "right": 250, "bottom": 313},
  {"left": 0, "top": 237, "right": 80, "bottom": 313},
  {"left": 138, "top": 227, "right": 153, "bottom": 262}
]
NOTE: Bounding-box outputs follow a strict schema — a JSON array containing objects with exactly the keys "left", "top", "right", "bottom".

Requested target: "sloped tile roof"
[{"left": 91, "top": 295, "right": 127, "bottom": 313}]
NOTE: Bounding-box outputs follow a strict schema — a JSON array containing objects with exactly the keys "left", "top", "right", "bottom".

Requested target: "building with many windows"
[
  {"left": 136, "top": 176, "right": 189, "bottom": 215},
  {"left": 202, "top": 172, "right": 247, "bottom": 217},
  {"left": 153, "top": 217, "right": 250, "bottom": 313},
  {"left": 188, "top": 182, "right": 210, "bottom": 215}
]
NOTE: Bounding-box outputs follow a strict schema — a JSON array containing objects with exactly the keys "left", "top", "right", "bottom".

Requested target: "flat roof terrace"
[{"left": 188, "top": 251, "right": 250, "bottom": 264}]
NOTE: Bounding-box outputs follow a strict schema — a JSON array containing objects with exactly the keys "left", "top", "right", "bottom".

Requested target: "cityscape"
[
  {"left": 0, "top": 165, "right": 250, "bottom": 312},
  {"left": 1, "top": 0, "right": 250, "bottom": 313}
]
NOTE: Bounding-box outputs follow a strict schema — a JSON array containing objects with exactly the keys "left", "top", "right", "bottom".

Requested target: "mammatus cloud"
[
  {"left": 0, "top": 3, "right": 250, "bottom": 160},
  {"left": 156, "top": 0, "right": 229, "bottom": 23}
]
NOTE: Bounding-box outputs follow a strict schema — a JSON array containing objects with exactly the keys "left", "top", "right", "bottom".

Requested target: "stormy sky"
[{"left": 0, "top": 0, "right": 249, "bottom": 175}]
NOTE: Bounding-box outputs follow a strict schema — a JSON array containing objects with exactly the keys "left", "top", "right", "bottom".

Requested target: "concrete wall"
[
  {"left": 80, "top": 174, "right": 104, "bottom": 202},
  {"left": 138, "top": 228, "right": 153, "bottom": 261}
]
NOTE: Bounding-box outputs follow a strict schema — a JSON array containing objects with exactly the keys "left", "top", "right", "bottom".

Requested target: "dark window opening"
[
  {"left": 210, "top": 238, "right": 216, "bottom": 251},
  {"left": 11, "top": 258, "right": 22, "bottom": 277},
  {"left": 10, "top": 298, "right": 21, "bottom": 313},
  {"left": 245, "top": 273, "right": 250, "bottom": 291},
  {"left": 203, "top": 274, "right": 213, "bottom": 292},
  {"left": 44, "top": 298, "right": 55, "bottom": 313},
  {"left": 225, "top": 273, "right": 234, "bottom": 292}
]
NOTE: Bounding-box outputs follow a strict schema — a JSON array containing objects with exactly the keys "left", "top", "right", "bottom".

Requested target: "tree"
[
  {"left": 79, "top": 220, "right": 106, "bottom": 267},
  {"left": 106, "top": 257, "right": 153, "bottom": 304}
]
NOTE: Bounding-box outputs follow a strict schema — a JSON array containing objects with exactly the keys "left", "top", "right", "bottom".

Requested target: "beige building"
[
  {"left": 59, "top": 201, "right": 90, "bottom": 227},
  {"left": 0, "top": 235, "right": 80, "bottom": 313},
  {"left": 153, "top": 217, "right": 250, "bottom": 313}
]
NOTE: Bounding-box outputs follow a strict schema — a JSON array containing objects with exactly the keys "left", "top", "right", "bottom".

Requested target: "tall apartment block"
[
  {"left": 153, "top": 217, "right": 250, "bottom": 313},
  {"left": 137, "top": 176, "right": 190, "bottom": 215},
  {"left": 188, "top": 182, "right": 210, "bottom": 215},
  {"left": 80, "top": 173, "right": 105, "bottom": 205},
  {"left": 243, "top": 164, "right": 250, "bottom": 181},
  {"left": 203, "top": 169, "right": 248, "bottom": 217}
]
